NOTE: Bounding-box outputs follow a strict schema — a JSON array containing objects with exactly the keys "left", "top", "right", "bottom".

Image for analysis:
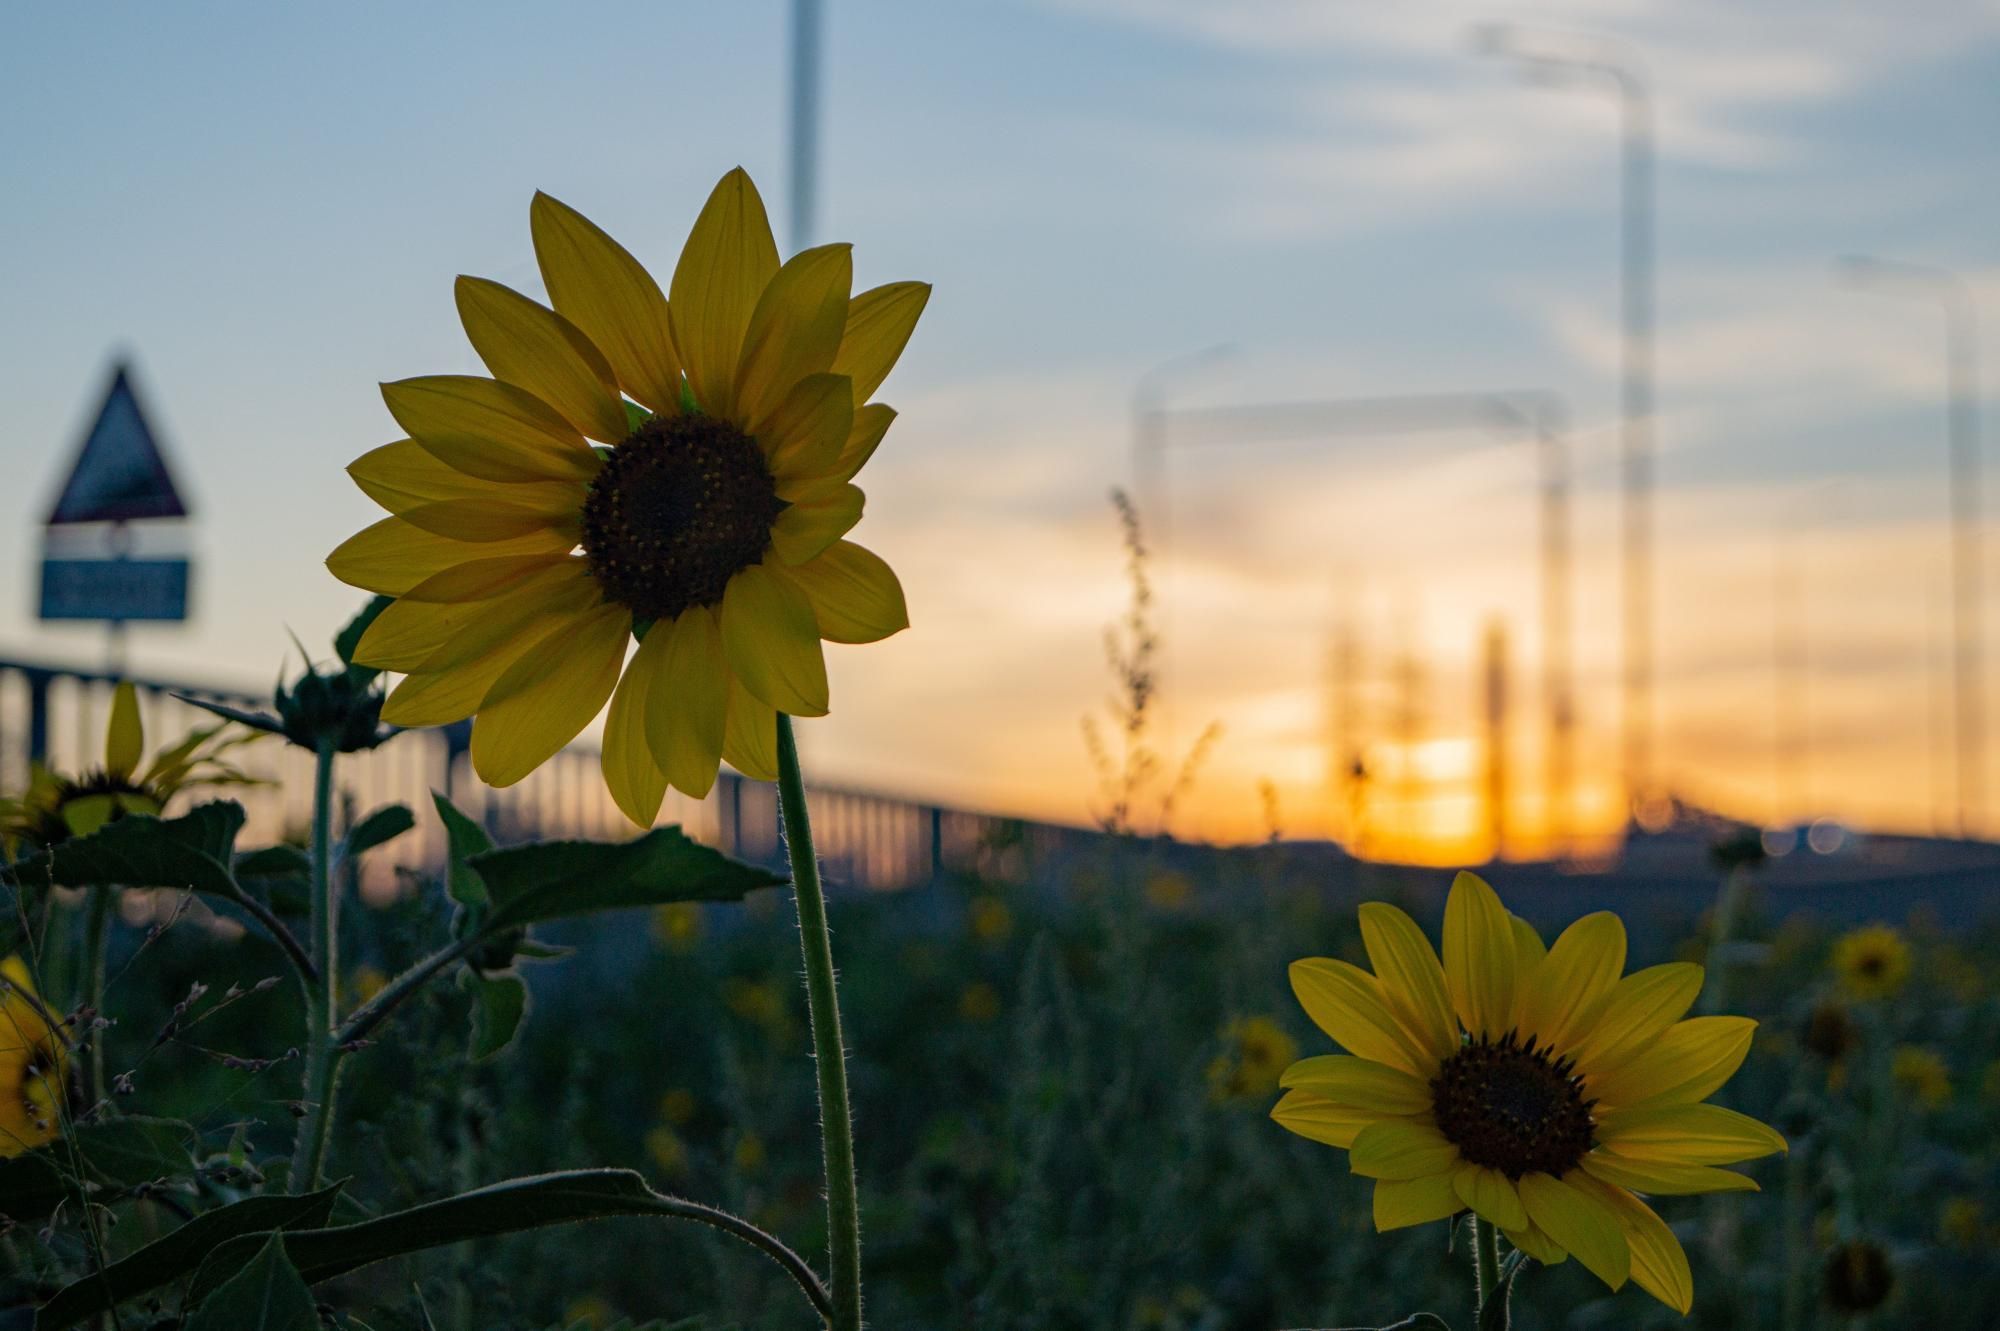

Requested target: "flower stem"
[
  {"left": 776, "top": 715, "right": 862, "bottom": 1331},
  {"left": 1472, "top": 1215, "right": 1507, "bottom": 1328},
  {"left": 80, "top": 885, "right": 111, "bottom": 1105},
  {"left": 288, "top": 741, "right": 341, "bottom": 1194}
]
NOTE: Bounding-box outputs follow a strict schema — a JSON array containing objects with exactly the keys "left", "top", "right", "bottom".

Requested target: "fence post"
[
  {"left": 26, "top": 670, "right": 52, "bottom": 768},
  {"left": 929, "top": 806, "right": 945, "bottom": 883}
]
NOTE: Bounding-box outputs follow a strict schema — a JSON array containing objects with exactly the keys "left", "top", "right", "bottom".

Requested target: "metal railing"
[{"left": 0, "top": 653, "right": 1096, "bottom": 894}]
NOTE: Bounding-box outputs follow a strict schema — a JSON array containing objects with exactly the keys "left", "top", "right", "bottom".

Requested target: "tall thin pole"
[
  {"left": 788, "top": 0, "right": 822, "bottom": 252},
  {"left": 1618, "top": 72, "right": 1656, "bottom": 817}
]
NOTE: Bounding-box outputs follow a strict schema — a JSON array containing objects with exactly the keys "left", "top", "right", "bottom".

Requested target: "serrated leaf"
[
  {"left": 188, "top": 1170, "right": 759, "bottom": 1304},
  {"left": 432, "top": 792, "right": 493, "bottom": 909},
  {"left": 462, "top": 971, "right": 527, "bottom": 1061},
  {"left": 185, "top": 1231, "right": 319, "bottom": 1331},
  {"left": 234, "top": 845, "right": 311, "bottom": 882},
  {"left": 36, "top": 1183, "right": 343, "bottom": 1330},
  {"left": 468, "top": 829, "right": 784, "bottom": 933},
  {"left": 178, "top": 696, "right": 287, "bottom": 736},
  {"left": 345, "top": 804, "right": 415, "bottom": 859},
  {"left": 24, "top": 803, "right": 244, "bottom": 895}
]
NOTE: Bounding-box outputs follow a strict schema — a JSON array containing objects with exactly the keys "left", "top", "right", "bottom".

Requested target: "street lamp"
[
  {"left": 1836, "top": 255, "right": 1986, "bottom": 838},
  {"left": 1473, "top": 24, "right": 1657, "bottom": 823}
]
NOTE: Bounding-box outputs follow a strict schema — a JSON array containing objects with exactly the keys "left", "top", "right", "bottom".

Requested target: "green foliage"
[
  {"left": 24, "top": 800, "right": 243, "bottom": 895},
  {"left": 184, "top": 1231, "right": 320, "bottom": 1331},
  {"left": 466, "top": 832, "right": 787, "bottom": 931},
  {"left": 347, "top": 803, "right": 417, "bottom": 859},
  {"left": 0, "top": 1116, "right": 197, "bottom": 1223},
  {"left": 462, "top": 970, "right": 528, "bottom": 1061},
  {"left": 432, "top": 792, "right": 493, "bottom": 909}
]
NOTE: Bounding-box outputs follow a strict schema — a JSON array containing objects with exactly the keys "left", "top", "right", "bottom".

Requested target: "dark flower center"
[
  {"left": 580, "top": 414, "right": 783, "bottom": 621},
  {"left": 1430, "top": 1032, "right": 1595, "bottom": 1179}
]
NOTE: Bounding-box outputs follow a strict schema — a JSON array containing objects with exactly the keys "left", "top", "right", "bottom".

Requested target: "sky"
[{"left": 2, "top": 0, "right": 1998, "bottom": 858}]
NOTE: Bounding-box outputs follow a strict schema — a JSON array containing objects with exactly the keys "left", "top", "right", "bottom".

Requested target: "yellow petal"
[
  {"left": 531, "top": 192, "right": 683, "bottom": 412},
  {"left": 669, "top": 168, "right": 779, "bottom": 419},
  {"left": 471, "top": 603, "right": 628, "bottom": 786},
  {"left": 735, "top": 243, "right": 852, "bottom": 428},
  {"left": 719, "top": 564, "right": 829, "bottom": 717},
  {"left": 1277, "top": 1054, "right": 1433, "bottom": 1114},
  {"left": 1584, "top": 1016, "right": 1757, "bottom": 1109},
  {"left": 349, "top": 438, "right": 525, "bottom": 513},
  {"left": 770, "top": 483, "right": 863, "bottom": 566},
  {"left": 1580, "top": 1151, "right": 1760, "bottom": 1196},
  {"left": 1503, "top": 1223, "right": 1568, "bottom": 1265},
  {"left": 1454, "top": 1164, "right": 1528, "bottom": 1231},
  {"left": 394, "top": 553, "right": 571, "bottom": 604},
  {"left": 381, "top": 376, "right": 599, "bottom": 483},
  {"left": 722, "top": 676, "right": 779, "bottom": 782},
  {"left": 1288, "top": 958, "right": 1434, "bottom": 1078},
  {"left": 105, "top": 682, "right": 143, "bottom": 780},
  {"left": 1516, "top": 911, "right": 1626, "bottom": 1053},
  {"left": 830, "top": 281, "right": 931, "bottom": 404},
  {"left": 1270, "top": 1088, "right": 1379, "bottom": 1151},
  {"left": 328, "top": 516, "right": 577, "bottom": 596},
  {"left": 380, "top": 634, "right": 547, "bottom": 728},
  {"left": 1358, "top": 901, "right": 1459, "bottom": 1066},
  {"left": 356, "top": 562, "right": 587, "bottom": 671},
  {"left": 394, "top": 496, "right": 582, "bottom": 544},
  {"left": 1443, "top": 870, "right": 1516, "bottom": 1041},
  {"left": 455, "top": 276, "right": 628, "bottom": 442},
  {"left": 1592, "top": 1103, "right": 1787, "bottom": 1165},
  {"left": 757, "top": 372, "right": 854, "bottom": 477},
  {"left": 1517, "top": 1171, "right": 1629, "bottom": 1291},
  {"left": 780, "top": 541, "right": 908, "bottom": 644},
  {"left": 411, "top": 563, "right": 596, "bottom": 673},
  {"left": 643, "top": 607, "right": 727, "bottom": 799},
  {"left": 1570, "top": 1175, "right": 1694, "bottom": 1314},
  {"left": 1349, "top": 1119, "right": 1459, "bottom": 1181},
  {"left": 831, "top": 403, "right": 895, "bottom": 483},
  {"left": 1568, "top": 964, "right": 1705, "bottom": 1073},
  {"left": 1373, "top": 1174, "right": 1462, "bottom": 1231},
  {"left": 602, "top": 628, "right": 669, "bottom": 828},
  {"left": 1509, "top": 915, "right": 1549, "bottom": 1030}
]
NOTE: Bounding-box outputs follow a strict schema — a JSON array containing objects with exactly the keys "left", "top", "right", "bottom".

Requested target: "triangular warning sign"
[{"left": 46, "top": 362, "right": 190, "bottom": 525}]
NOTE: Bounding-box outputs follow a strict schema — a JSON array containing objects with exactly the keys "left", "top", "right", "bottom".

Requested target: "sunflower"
[
  {"left": 328, "top": 169, "right": 928, "bottom": 825},
  {"left": 1272, "top": 871, "right": 1785, "bottom": 1313},
  {"left": 1830, "top": 923, "right": 1911, "bottom": 1001},
  {"left": 0, "top": 682, "right": 260, "bottom": 855},
  {"left": 0, "top": 957, "right": 67, "bottom": 1157}
]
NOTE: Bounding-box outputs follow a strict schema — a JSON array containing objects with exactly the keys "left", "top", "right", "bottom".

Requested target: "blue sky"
[{"left": 3, "top": 1, "right": 1997, "bottom": 847}]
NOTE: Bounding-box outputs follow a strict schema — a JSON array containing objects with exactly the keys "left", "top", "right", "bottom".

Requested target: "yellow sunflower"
[
  {"left": 1830, "top": 923, "right": 1911, "bottom": 1001},
  {"left": 327, "top": 169, "right": 928, "bottom": 824},
  {"left": 0, "top": 957, "right": 67, "bottom": 1157},
  {"left": 1272, "top": 871, "right": 1785, "bottom": 1313},
  {"left": 0, "top": 682, "right": 260, "bottom": 854}
]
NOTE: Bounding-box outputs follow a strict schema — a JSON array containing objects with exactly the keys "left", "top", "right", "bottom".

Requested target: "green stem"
[
  {"left": 776, "top": 715, "right": 862, "bottom": 1331},
  {"left": 1472, "top": 1215, "right": 1506, "bottom": 1328},
  {"left": 81, "top": 884, "right": 112, "bottom": 1105},
  {"left": 288, "top": 742, "right": 341, "bottom": 1193}
]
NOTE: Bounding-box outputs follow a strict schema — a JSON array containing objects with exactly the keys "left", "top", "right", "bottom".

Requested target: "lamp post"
[
  {"left": 1836, "top": 255, "right": 1985, "bottom": 838},
  {"left": 1474, "top": 25, "right": 1656, "bottom": 823}
]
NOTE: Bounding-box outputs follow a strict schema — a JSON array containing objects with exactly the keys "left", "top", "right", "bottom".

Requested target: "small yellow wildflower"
[
  {"left": 644, "top": 1125, "right": 690, "bottom": 1178},
  {"left": 660, "top": 1088, "right": 698, "bottom": 1126},
  {"left": 1891, "top": 1046, "right": 1950, "bottom": 1108},
  {"left": 652, "top": 901, "right": 704, "bottom": 953},
  {"left": 1940, "top": 1197, "right": 1984, "bottom": 1247},
  {"left": 1207, "top": 1015, "right": 1298, "bottom": 1103},
  {"left": 968, "top": 897, "right": 1013, "bottom": 944},
  {"left": 1831, "top": 924, "right": 1911, "bottom": 1000},
  {"left": 958, "top": 982, "right": 1001, "bottom": 1023},
  {"left": 1144, "top": 870, "right": 1193, "bottom": 912},
  {"left": 733, "top": 1131, "right": 767, "bottom": 1173}
]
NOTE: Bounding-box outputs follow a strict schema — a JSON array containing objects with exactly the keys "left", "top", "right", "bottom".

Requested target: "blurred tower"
[
  {"left": 1482, "top": 620, "right": 1510, "bottom": 861},
  {"left": 1325, "top": 613, "right": 1368, "bottom": 850}
]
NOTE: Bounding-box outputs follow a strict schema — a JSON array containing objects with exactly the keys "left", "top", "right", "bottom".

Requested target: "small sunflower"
[
  {"left": 0, "top": 957, "right": 68, "bottom": 1157},
  {"left": 1272, "top": 871, "right": 1785, "bottom": 1313},
  {"left": 1830, "top": 923, "right": 1911, "bottom": 1000},
  {"left": 328, "top": 169, "right": 928, "bottom": 825},
  {"left": 0, "top": 682, "right": 260, "bottom": 855},
  {"left": 1891, "top": 1045, "right": 1951, "bottom": 1108}
]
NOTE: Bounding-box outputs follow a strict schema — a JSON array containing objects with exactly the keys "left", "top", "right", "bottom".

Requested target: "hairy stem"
[
  {"left": 776, "top": 715, "right": 862, "bottom": 1331},
  {"left": 80, "top": 885, "right": 111, "bottom": 1104},
  {"left": 1473, "top": 1215, "right": 1507, "bottom": 1328},
  {"left": 288, "top": 742, "right": 340, "bottom": 1193}
]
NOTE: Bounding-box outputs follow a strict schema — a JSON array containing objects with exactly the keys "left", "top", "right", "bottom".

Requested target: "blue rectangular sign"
[{"left": 39, "top": 558, "right": 190, "bottom": 622}]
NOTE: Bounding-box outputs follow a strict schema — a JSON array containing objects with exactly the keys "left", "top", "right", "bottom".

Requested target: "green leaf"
[
  {"left": 178, "top": 695, "right": 287, "bottom": 736},
  {"left": 1386, "top": 1315, "right": 1453, "bottom": 1331},
  {"left": 335, "top": 595, "right": 394, "bottom": 687},
  {"left": 189, "top": 1170, "right": 752, "bottom": 1304},
  {"left": 184, "top": 1231, "right": 320, "bottom": 1331},
  {"left": 26, "top": 802, "right": 244, "bottom": 895},
  {"left": 36, "top": 1183, "right": 343, "bottom": 1330},
  {"left": 0, "top": 1116, "right": 199, "bottom": 1224},
  {"left": 469, "top": 829, "right": 784, "bottom": 933},
  {"left": 462, "top": 971, "right": 527, "bottom": 1061},
  {"left": 345, "top": 804, "right": 415, "bottom": 859},
  {"left": 432, "top": 792, "right": 493, "bottom": 909},
  {"left": 235, "top": 845, "right": 310, "bottom": 882}
]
